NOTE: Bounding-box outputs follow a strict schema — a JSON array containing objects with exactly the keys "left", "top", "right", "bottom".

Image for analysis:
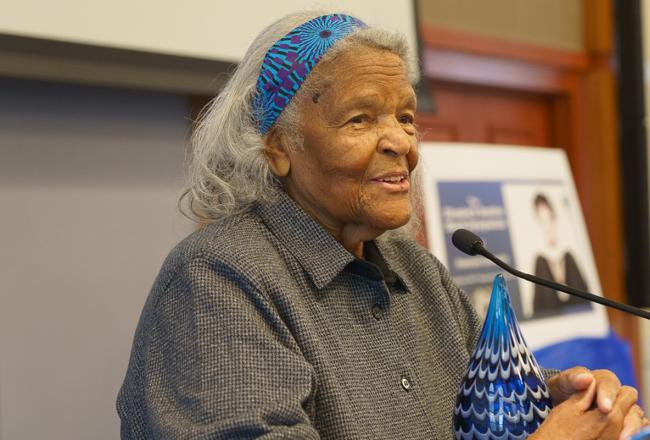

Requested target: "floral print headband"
[{"left": 254, "top": 14, "right": 367, "bottom": 134}]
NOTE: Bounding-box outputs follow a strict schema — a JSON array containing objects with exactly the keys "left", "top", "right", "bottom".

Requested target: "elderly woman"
[{"left": 117, "top": 11, "right": 647, "bottom": 440}]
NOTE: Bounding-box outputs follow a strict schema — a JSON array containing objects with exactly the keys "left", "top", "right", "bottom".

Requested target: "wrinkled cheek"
[
  {"left": 356, "top": 188, "right": 382, "bottom": 220},
  {"left": 325, "top": 180, "right": 363, "bottom": 216},
  {"left": 408, "top": 142, "right": 419, "bottom": 170}
]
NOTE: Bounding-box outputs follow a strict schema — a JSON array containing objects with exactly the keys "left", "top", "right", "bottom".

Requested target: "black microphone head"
[{"left": 452, "top": 229, "right": 485, "bottom": 256}]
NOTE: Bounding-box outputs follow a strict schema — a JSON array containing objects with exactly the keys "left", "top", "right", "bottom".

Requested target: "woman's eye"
[
  {"left": 399, "top": 114, "right": 415, "bottom": 124},
  {"left": 347, "top": 115, "right": 366, "bottom": 125}
]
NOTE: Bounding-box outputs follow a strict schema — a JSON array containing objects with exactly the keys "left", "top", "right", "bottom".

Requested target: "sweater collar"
[{"left": 255, "top": 189, "right": 356, "bottom": 290}]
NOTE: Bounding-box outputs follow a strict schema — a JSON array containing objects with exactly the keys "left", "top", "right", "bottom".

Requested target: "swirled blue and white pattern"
[{"left": 453, "top": 274, "right": 553, "bottom": 439}]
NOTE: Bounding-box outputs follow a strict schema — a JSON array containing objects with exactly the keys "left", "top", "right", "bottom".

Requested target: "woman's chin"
[{"left": 368, "top": 208, "right": 412, "bottom": 231}]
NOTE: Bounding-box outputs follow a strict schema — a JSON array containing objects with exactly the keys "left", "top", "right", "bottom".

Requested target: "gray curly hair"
[{"left": 180, "top": 11, "right": 417, "bottom": 223}]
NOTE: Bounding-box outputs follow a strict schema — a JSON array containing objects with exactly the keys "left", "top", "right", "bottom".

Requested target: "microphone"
[{"left": 451, "top": 228, "right": 650, "bottom": 320}]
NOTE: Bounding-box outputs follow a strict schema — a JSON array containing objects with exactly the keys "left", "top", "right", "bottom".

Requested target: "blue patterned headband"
[{"left": 254, "top": 14, "right": 367, "bottom": 134}]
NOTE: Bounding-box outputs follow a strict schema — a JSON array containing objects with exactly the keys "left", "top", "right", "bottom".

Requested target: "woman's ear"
[{"left": 263, "top": 128, "right": 291, "bottom": 177}]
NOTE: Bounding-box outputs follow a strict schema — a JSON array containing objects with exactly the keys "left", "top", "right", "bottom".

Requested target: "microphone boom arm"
[{"left": 475, "top": 243, "right": 650, "bottom": 321}]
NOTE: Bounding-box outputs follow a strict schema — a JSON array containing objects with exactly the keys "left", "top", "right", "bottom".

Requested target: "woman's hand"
[
  {"left": 620, "top": 405, "right": 650, "bottom": 440},
  {"left": 547, "top": 366, "right": 620, "bottom": 412},
  {"left": 531, "top": 381, "right": 639, "bottom": 439},
  {"left": 545, "top": 366, "right": 649, "bottom": 438}
]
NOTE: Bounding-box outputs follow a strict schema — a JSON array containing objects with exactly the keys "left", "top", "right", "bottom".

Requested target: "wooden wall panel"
[{"left": 417, "top": 0, "right": 584, "bottom": 51}]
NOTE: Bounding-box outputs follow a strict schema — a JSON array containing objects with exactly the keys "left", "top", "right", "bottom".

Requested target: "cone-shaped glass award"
[{"left": 453, "top": 274, "right": 553, "bottom": 439}]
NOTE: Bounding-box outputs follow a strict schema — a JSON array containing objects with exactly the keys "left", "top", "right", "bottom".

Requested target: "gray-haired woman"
[{"left": 117, "top": 11, "right": 646, "bottom": 439}]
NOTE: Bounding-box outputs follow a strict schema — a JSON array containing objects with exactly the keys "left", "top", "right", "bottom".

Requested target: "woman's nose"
[{"left": 376, "top": 116, "right": 411, "bottom": 157}]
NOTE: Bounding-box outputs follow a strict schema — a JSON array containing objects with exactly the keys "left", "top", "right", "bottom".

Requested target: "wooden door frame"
[
  {"left": 419, "top": 26, "right": 590, "bottom": 185},
  {"left": 418, "top": 9, "right": 639, "bottom": 381}
]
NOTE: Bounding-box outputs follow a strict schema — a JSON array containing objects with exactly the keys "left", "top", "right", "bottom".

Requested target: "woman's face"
[{"left": 280, "top": 47, "right": 418, "bottom": 236}]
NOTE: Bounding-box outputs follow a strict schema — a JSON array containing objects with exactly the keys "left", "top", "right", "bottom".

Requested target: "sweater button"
[
  {"left": 371, "top": 304, "right": 383, "bottom": 320},
  {"left": 401, "top": 377, "right": 411, "bottom": 391}
]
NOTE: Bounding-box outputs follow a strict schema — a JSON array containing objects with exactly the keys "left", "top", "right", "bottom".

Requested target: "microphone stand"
[{"left": 474, "top": 242, "right": 650, "bottom": 321}]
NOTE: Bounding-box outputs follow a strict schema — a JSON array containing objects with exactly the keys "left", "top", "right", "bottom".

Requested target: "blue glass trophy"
[{"left": 453, "top": 274, "right": 553, "bottom": 439}]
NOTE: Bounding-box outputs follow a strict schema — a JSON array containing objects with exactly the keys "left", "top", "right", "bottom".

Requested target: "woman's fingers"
[
  {"left": 571, "top": 380, "right": 598, "bottom": 412},
  {"left": 593, "top": 369, "right": 623, "bottom": 413},
  {"left": 619, "top": 405, "right": 646, "bottom": 440},
  {"left": 608, "top": 385, "right": 639, "bottom": 431},
  {"left": 547, "top": 366, "right": 593, "bottom": 405}
]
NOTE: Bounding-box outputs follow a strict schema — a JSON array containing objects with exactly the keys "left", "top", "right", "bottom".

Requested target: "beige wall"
[
  {"left": 0, "top": 79, "right": 194, "bottom": 439},
  {"left": 2, "top": 0, "right": 416, "bottom": 62},
  {"left": 418, "top": 0, "right": 584, "bottom": 51}
]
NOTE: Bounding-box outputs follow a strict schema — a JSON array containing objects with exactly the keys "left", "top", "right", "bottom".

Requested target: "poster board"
[{"left": 419, "top": 143, "right": 609, "bottom": 349}]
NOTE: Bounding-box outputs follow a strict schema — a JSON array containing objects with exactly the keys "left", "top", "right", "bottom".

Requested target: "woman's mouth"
[{"left": 372, "top": 172, "right": 410, "bottom": 191}]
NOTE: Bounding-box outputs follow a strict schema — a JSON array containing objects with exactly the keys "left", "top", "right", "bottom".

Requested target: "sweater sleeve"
[{"left": 117, "top": 257, "right": 320, "bottom": 440}]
